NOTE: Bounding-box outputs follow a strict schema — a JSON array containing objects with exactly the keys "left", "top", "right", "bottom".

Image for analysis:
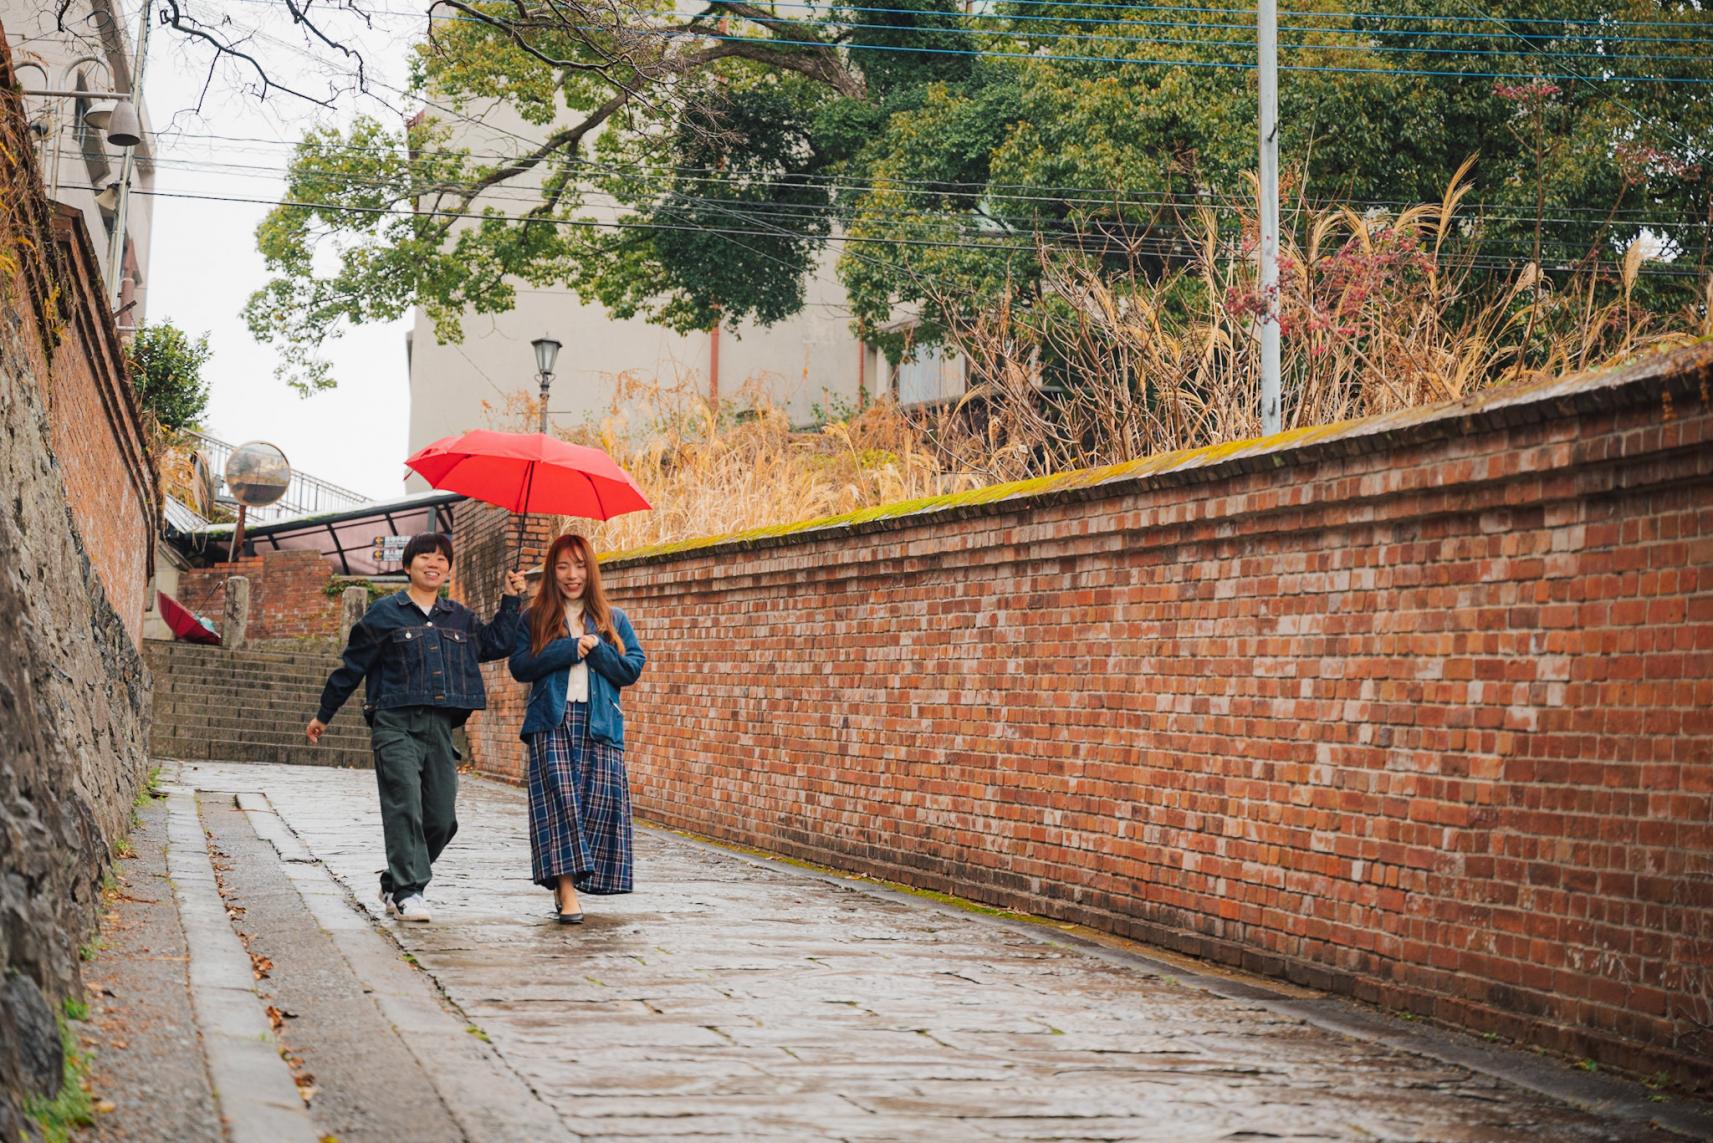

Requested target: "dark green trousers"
[{"left": 370, "top": 706, "right": 459, "bottom": 900}]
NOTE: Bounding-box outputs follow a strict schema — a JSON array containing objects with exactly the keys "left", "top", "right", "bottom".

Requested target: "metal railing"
[{"left": 189, "top": 431, "right": 375, "bottom": 523}]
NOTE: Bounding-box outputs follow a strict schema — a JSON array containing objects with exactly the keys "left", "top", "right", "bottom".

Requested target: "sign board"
[{"left": 372, "top": 535, "right": 410, "bottom": 566}]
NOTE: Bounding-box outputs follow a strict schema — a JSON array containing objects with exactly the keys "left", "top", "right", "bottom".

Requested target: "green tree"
[
  {"left": 248, "top": 0, "right": 1711, "bottom": 393},
  {"left": 125, "top": 321, "right": 212, "bottom": 432}
]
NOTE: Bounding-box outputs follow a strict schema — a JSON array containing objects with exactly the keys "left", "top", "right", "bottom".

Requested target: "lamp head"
[
  {"left": 531, "top": 335, "right": 562, "bottom": 379},
  {"left": 94, "top": 181, "right": 121, "bottom": 212},
  {"left": 82, "top": 98, "right": 116, "bottom": 131},
  {"left": 103, "top": 99, "right": 141, "bottom": 148}
]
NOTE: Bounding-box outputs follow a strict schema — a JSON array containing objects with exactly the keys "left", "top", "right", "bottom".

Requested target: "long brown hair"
[{"left": 527, "top": 533, "right": 618, "bottom": 656}]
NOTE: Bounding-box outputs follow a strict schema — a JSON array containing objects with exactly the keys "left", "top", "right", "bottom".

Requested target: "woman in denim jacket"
[{"left": 509, "top": 532, "right": 645, "bottom": 923}]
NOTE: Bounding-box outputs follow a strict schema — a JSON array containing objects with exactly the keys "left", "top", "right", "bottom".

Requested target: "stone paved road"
[{"left": 180, "top": 762, "right": 1673, "bottom": 1143}]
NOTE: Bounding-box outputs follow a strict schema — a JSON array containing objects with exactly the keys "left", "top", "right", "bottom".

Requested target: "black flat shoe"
[{"left": 554, "top": 908, "right": 585, "bottom": 925}]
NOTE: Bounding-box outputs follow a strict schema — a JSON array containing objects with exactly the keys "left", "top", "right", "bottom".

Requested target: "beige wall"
[{"left": 405, "top": 98, "right": 869, "bottom": 481}]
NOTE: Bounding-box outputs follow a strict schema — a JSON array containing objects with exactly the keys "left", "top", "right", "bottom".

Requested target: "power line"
[
  {"left": 88, "top": 145, "right": 1708, "bottom": 243},
  {"left": 663, "top": 26, "right": 1713, "bottom": 84},
  {"left": 180, "top": 132, "right": 1702, "bottom": 227},
  {"left": 723, "top": 0, "right": 1713, "bottom": 46},
  {"left": 188, "top": 22, "right": 1706, "bottom": 281},
  {"left": 696, "top": 12, "right": 1711, "bottom": 66},
  {"left": 212, "top": 0, "right": 1713, "bottom": 82},
  {"left": 228, "top": 0, "right": 1713, "bottom": 34},
  {"left": 122, "top": 184, "right": 1710, "bottom": 275}
]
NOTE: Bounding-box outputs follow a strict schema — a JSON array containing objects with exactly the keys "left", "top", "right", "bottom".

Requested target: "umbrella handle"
[{"left": 513, "top": 461, "right": 538, "bottom": 573}]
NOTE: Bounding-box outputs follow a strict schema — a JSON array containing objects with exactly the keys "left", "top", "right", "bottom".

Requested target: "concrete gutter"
[
  {"left": 237, "top": 791, "right": 575, "bottom": 1142},
  {"left": 162, "top": 786, "right": 323, "bottom": 1143}
]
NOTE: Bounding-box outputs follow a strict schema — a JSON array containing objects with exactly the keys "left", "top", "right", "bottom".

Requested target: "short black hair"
[{"left": 401, "top": 532, "right": 454, "bottom": 568}]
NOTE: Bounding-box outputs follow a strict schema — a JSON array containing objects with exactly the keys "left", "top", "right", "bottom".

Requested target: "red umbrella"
[{"left": 405, "top": 430, "right": 651, "bottom": 567}]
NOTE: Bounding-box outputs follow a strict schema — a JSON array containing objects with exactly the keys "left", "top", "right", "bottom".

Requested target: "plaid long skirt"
[{"left": 525, "top": 701, "right": 634, "bottom": 894}]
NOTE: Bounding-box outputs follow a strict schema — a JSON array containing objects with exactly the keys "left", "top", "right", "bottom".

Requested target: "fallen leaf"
[{"left": 94, "top": 1099, "right": 116, "bottom": 1114}]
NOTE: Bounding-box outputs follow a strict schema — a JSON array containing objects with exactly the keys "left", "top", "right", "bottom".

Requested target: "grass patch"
[
  {"left": 23, "top": 1008, "right": 94, "bottom": 1142},
  {"left": 464, "top": 1024, "right": 491, "bottom": 1043},
  {"left": 134, "top": 767, "right": 164, "bottom": 807}
]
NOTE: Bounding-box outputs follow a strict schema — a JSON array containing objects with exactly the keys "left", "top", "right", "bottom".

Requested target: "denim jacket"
[
  {"left": 316, "top": 591, "right": 523, "bottom": 726},
  {"left": 509, "top": 607, "right": 645, "bottom": 746}
]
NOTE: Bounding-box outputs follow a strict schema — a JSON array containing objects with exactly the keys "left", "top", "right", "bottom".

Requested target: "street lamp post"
[{"left": 532, "top": 334, "right": 562, "bottom": 435}]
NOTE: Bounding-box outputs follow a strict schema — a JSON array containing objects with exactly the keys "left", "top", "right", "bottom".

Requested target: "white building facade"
[{"left": 2, "top": 0, "right": 154, "bottom": 323}]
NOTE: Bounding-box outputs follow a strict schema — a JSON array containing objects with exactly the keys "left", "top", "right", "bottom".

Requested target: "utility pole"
[
  {"left": 105, "top": 0, "right": 152, "bottom": 307},
  {"left": 1257, "top": 0, "right": 1281, "bottom": 436}
]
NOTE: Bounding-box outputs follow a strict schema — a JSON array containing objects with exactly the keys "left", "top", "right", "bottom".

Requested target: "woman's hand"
[{"left": 577, "top": 633, "right": 600, "bottom": 658}]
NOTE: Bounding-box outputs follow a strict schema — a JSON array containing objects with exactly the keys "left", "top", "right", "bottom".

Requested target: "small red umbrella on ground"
[{"left": 405, "top": 430, "right": 651, "bottom": 567}]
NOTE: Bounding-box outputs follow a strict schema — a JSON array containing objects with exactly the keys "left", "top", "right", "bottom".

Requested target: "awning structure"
[{"left": 165, "top": 490, "right": 465, "bottom": 576}]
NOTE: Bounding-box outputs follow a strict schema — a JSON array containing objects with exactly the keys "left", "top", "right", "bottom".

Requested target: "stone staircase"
[{"left": 146, "top": 640, "right": 373, "bottom": 767}]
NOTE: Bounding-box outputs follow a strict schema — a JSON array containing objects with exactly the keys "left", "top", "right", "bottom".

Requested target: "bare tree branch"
[
  {"left": 424, "top": 90, "right": 633, "bottom": 221},
  {"left": 687, "top": 39, "right": 863, "bottom": 99},
  {"left": 283, "top": 0, "right": 370, "bottom": 92},
  {"left": 432, "top": 0, "right": 618, "bottom": 76},
  {"left": 158, "top": 0, "right": 345, "bottom": 107}
]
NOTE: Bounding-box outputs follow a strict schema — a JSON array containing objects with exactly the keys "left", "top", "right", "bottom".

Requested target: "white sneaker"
[
  {"left": 394, "top": 893, "right": 432, "bottom": 923},
  {"left": 379, "top": 887, "right": 397, "bottom": 917}
]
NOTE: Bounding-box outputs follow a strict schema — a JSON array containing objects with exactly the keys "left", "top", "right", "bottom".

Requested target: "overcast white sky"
[{"left": 139, "top": 4, "right": 431, "bottom": 499}]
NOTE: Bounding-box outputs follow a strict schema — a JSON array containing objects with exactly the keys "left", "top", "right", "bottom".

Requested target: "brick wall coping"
[{"left": 603, "top": 338, "right": 1712, "bottom": 571}]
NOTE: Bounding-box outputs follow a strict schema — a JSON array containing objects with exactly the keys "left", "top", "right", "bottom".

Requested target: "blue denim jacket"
[
  {"left": 509, "top": 607, "right": 644, "bottom": 745},
  {"left": 316, "top": 592, "right": 522, "bottom": 726}
]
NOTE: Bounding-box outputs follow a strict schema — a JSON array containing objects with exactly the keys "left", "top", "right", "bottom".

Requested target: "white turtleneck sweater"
[{"left": 566, "top": 610, "right": 589, "bottom": 703}]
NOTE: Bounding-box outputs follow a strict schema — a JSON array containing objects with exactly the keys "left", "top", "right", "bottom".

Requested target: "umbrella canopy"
[{"left": 406, "top": 430, "right": 650, "bottom": 520}]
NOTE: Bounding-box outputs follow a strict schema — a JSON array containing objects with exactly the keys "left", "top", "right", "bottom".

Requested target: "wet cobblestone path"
[{"left": 172, "top": 762, "right": 1675, "bottom": 1143}]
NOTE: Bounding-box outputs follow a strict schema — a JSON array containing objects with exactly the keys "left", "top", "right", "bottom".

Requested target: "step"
[
  {"left": 152, "top": 661, "right": 342, "bottom": 678},
  {"left": 148, "top": 740, "right": 372, "bottom": 767},
  {"left": 146, "top": 646, "right": 345, "bottom": 671},
  {"left": 148, "top": 728, "right": 373, "bottom": 758},
  {"left": 152, "top": 700, "right": 354, "bottom": 723},
  {"left": 152, "top": 684, "right": 338, "bottom": 707},
  {"left": 153, "top": 716, "right": 371, "bottom": 743}
]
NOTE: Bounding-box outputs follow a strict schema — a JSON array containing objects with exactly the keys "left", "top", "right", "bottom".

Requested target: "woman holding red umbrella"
[{"left": 509, "top": 532, "right": 646, "bottom": 922}]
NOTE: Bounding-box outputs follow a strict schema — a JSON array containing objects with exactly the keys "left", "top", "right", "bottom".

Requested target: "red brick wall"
[
  {"left": 462, "top": 345, "right": 1713, "bottom": 1085},
  {"left": 454, "top": 501, "right": 553, "bottom": 778},
  {"left": 176, "top": 550, "right": 341, "bottom": 643},
  {"left": 0, "top": 132, "right": 158, "bottom": 649},
  {"left": 42, "top": 208, "right": 157, "bottom": 649}
]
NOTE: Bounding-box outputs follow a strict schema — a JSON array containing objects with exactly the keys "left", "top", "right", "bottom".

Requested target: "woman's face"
[{"left": 555, "top": 549, "right": 588, "bottom": 603}]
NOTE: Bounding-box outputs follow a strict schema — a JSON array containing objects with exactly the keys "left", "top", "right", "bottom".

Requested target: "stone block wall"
[
  {"left": 0, "top": 36, "right": 154, "bottom": 1136},
  {"left": 175, "top": 549, "right": 341, "bottom": 644},
  {"left": 469, "top": 345, "right": 1713, "bottom": 1086}
]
